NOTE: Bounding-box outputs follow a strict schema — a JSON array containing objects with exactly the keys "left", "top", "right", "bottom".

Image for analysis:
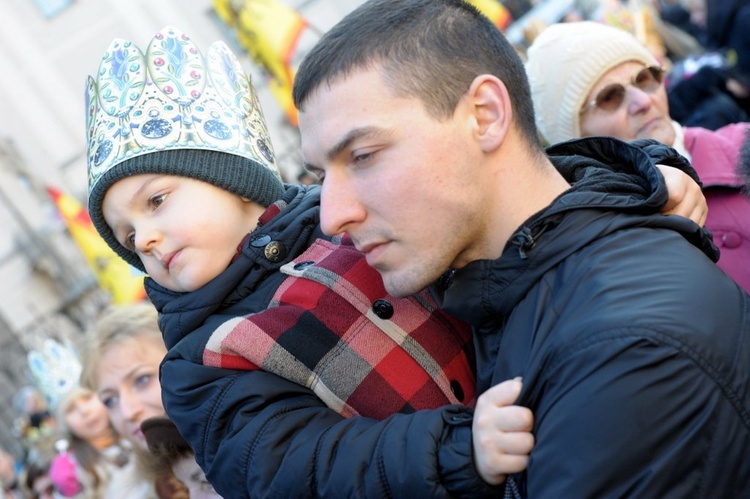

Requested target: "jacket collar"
[
  {"left": 146, "top": 184, "right": 323, "bottom": 346},
  {"left": 437, "top": 137, "right": 717, "bottom": 325}
]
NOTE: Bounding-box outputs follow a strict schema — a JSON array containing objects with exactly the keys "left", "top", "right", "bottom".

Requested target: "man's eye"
[{"left": 353, "top": 152, "right": 373, "bottom": 164}]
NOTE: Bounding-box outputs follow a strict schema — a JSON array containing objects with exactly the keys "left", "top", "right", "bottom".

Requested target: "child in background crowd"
[
  {"left": 49, "top": 387, "right": 130, "bottom": 498},
  {"left": 141, "top": 416, "right": 222, "bottom": 499},
  {"left": 20, "top": 433, "right": 59, "bottom": 499}
]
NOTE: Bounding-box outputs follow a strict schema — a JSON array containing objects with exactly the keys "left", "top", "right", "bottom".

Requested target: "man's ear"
[{"left": 467, "top": 75, "right": 512, "bottom": 153}]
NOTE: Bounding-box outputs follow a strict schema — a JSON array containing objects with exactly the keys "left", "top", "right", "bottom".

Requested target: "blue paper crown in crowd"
[{"left": 27, "top": 338, "right": 83, "bottom": 409}]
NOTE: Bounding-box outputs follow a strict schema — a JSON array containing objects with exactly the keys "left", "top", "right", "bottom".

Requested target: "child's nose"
[{"left": 134, "top": 224, "right": 160, "bottom": 254}]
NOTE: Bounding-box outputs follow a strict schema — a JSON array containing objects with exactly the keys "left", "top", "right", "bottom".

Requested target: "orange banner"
[
  {"left": 214, "top": 0, "right": 312, "bottom": 126},
  {"left": 46, "top": 186, "right": 145, "bottom": 304},
  {"left": 469, "top": 0, "right": 513, "bottom": 31}
]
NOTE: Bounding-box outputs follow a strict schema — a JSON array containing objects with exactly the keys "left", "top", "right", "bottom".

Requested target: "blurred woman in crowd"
[
  {"left": 80, "top": 303, "right": 187, "bottom": 499},
  {"left": 526, "top": 20, "right": 750, "bottom": 292}
]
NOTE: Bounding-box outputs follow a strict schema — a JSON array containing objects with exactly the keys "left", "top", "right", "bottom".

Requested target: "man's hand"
[
  {"left": 657, "top": 165, "right": 707, "bottom": 226},
  {"left": 472, "top": 378, "right": 534, "bottom": 485}
]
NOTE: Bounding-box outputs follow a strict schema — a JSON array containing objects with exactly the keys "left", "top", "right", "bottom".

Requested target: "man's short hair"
[{"left": 292, "top": 0, "right": 540, "bottom": 146}]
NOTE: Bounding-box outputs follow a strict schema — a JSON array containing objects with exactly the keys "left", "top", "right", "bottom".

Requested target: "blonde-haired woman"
[{"left": 80, "top": 302, "right": 187, "bottom": 499}]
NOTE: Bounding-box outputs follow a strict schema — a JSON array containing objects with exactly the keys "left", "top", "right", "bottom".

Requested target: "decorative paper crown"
[
  {"left": 85, "top": 25, "right": 280, "bottom": 195},
  {"left": 27, "top": 338, "right": 83, "bottom": 410}
]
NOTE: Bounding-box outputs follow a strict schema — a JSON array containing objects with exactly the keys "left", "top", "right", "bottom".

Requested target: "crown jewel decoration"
[
  {"left": 27, "top": 339, "right": 83, "bottom": 409},
  {"left": 86, "top": 25, "right": 279, "bottom": 193}
]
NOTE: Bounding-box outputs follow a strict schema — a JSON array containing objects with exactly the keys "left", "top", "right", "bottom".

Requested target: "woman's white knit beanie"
[{"left": 525, "top": 21, "right": 658, "bottom": 145}]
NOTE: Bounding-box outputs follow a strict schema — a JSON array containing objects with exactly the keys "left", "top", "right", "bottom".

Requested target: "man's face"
[
  {"left": 579, "top": 61, "right": 675, "bottom": 145},
  {"left": 102, "top": 174, "right": 263, "bottom": 292},
  {"left": 299, "top": 67, "right": 489, "bottom": 297}
]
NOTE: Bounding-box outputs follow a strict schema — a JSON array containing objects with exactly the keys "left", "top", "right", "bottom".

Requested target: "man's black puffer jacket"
[{"left": 440, "top": 137, "right": 750, "bottom": 498}]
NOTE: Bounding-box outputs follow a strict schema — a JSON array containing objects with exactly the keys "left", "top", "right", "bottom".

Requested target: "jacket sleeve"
[
  {"left": 548, "top": 136, "right": 701, "bottom": 186},
  {"left": 160, "top": 354, "right": 501, "bottom": 499},
  {"left": 629, "top": 137, "right": 702, "bottom": 185},
  {"left": 521, "top": 333, "right": 740, "bottom": 498}
]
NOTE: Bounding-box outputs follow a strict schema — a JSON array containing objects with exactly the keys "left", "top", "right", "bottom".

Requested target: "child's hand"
[
  {"left": 472, "top": 378, "right": 534, "bottom": 485},
  {"left": 657, "top": 165, "right": 707, "bottom": 227}
]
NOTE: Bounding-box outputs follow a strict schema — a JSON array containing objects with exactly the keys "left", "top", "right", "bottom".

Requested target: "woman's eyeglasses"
[{"left": 583, "top": 66, "right": 665, "bottom": 113}]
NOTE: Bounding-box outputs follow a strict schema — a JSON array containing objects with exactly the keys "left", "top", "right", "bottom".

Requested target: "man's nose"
[{"left": 319, "top": 172, "right": 366, "bottom": 236}]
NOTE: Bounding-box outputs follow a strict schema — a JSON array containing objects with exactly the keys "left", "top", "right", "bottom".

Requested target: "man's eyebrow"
[
  {"left": 325, "top": 126, "right": 388, "bottom": 162},
  {"left": 304, "top": 127, "right": 391, "bottom": 173}
]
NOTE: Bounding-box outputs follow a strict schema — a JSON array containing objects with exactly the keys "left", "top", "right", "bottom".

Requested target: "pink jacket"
[
  {"left": 49, "top": 452, "right": 81, "bottom": 496},
  {"left": 685, "top": 123, "right": 750, "bottom": 293}
]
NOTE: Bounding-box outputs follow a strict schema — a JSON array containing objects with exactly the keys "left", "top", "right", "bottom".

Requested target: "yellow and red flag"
[
  {"left": 468, "top": 0, "right": 513, "bottom": 31},
  {"left": 214, "top": 0, "right": 313, "bottom": 127},
  {"left": 46, "top": 186, "right": 146, "bottom": 304}
]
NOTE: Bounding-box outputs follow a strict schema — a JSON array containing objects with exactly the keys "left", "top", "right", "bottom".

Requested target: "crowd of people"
[
  {"left": 1, "top": 0, "right": 749, "bottom": 497},
  {"left": 2, "top": 304, "right": 220, "bottom": 498}
]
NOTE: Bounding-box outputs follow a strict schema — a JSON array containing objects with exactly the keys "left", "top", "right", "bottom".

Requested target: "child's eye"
[
  {"left": 125, "top": 232, "right": 136, "bottom": 249},
  {"left": 149, "top": 193, "right": 166, "bottom": 208}
]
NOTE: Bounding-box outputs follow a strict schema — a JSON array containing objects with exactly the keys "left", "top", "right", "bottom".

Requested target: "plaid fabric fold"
[{"left": 204, "top": 238, "right": 476, "bottom": 419}]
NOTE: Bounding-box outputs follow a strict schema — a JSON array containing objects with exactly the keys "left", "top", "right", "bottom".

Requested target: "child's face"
[
  {"left": 172, "top": 454, "right": 223, "bottom": 499},
  {"left": 102, "top": 174, "right": 265, "bottom": 292},
  {"left": 63, "top": 392, "right": 111, "bottom": 442}
]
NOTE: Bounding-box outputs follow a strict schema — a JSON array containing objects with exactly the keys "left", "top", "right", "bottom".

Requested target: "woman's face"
[
  {"left": 63, "top": 392, "right": 111, "bottom": 442},
  {"left": 96, "top": 334, "right": 166, "bottom": 450},
  {"left": 579, "top": 61, "right": 675, "bottom": 145}
]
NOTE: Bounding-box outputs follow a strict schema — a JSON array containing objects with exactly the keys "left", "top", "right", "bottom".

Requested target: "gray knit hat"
[
  {"left": 85, "top": 26, "right": 283, "bottom": 270},
  {"left": 525, "top": 21, "right": 658, "bottom": 145}
]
